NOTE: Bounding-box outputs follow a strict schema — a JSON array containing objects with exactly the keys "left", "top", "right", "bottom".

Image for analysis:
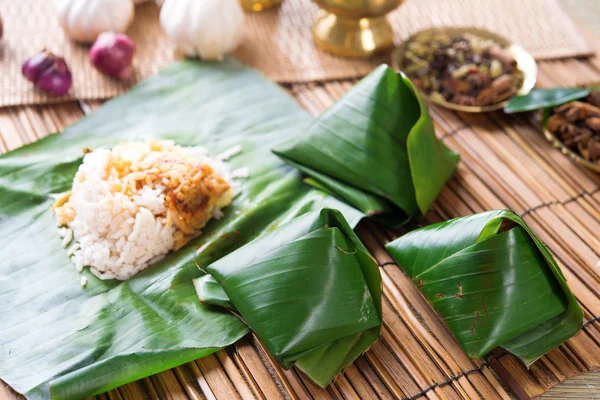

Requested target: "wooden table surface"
[{"left": 4, "top": 20, "right": 600, "bottom": 400}]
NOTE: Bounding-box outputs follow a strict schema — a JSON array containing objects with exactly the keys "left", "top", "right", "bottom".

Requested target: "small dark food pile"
[
  {"left": 547, "top": 92, "right": 600, "bottom": 164},
  {"left": 402, "top": 32, "right": 524, "bottom": 107}
]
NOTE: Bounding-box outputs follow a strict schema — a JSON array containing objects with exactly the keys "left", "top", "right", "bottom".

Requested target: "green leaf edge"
[
  {"left": 504, "top": 88, "right": 590, "bottom": 114},
  {"left": 402, "top": 73, "right": 460, "bottom": 215},
  {"left": 490, "top": 210, "right": 582, "bottom": 366}
]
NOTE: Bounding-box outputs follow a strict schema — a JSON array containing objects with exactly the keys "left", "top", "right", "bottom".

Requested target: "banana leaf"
[
  {"left": 385, "top": 210, "right": 582, "bottom": 365},
  {"left": 504, "top": 88, "right": 590, "bottom": 113},
  {"left": 195, "top": 208, "right": 381, "bottom": 387},
  {"left": 272, "top": 65, "right": 459, "bottom": 226},
  {"left": 0, "top": 59, "right": 363, "bottom": 400}
]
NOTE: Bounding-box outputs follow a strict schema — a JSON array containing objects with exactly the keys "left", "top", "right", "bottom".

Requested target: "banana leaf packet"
[
  {"left": 386, "top": 210, "right": 582, "bottom": 365},
  {"left": 273, "top": 65, "right": 460, "bottom": 227},
  {"left": 195, "top": 208, "right": 382, "bottom": 387}
]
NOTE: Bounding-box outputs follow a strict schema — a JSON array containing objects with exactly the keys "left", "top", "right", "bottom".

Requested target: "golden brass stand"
[
  {"left": 312, "top": 0, "right": 405, "bottom": 58},
  {"left": 240, "top": 0, "right": 282, "bottom": 12}
]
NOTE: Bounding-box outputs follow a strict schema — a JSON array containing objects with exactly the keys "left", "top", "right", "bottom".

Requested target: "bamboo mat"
[
  {"left": 0, "top": 0, "right": 592, "bottom": 107},
  {"left": 3, "top": 28, "right": 600, "bottom": 400},
  {"left": 3, "top": 58, "right": 600, "bottom": 400}
]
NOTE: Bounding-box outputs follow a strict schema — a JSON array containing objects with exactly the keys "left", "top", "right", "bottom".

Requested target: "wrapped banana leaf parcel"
[
  {"left": 386, "top": 210, "right": 582, "bottom": 365},
  {"left": 195, "top": 208, "right": 381, "bottom": 387},
  {"left": 273, "top": 65, "right": 460, "bottom": 226}
]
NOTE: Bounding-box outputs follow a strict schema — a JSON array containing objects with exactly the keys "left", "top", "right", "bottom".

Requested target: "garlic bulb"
[
  {"left": 160, "top": 0, "right": 245, "bottom": 60},
  {"left": 55, "top": 0, "right": 135, "bottom": 44}
]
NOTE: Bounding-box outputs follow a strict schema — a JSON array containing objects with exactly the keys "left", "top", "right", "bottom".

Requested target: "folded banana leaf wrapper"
[
  {"left": 0, "top": 59, "right": 365, "bottom": 400},
  {"left": 386, "top": 210, "right": 582, "bottom": 365},
  {"left": 273, "top": 65, "right": 459, "bottom": 226},
  {"left": 195, "top": 208, "right": 381, "bottom": 387}
]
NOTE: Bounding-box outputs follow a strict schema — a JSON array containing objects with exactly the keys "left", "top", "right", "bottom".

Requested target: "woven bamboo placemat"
[
  {"left": 0, "top": 0, "right": 592, "bottom": 107},
  {"left": 3, "top": 50, "right": 600, "bottom": 399}
]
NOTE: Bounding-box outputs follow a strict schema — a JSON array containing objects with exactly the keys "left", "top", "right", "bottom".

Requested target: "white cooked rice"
[
  {"left": 54, "top": 141, "right": 238, "bottom": 281},
  {"left": 216, "top": 144, "right": 243, "bottom": 161},
  {"left": 61, "top": 228, "right": 73, "bottom": 248},
  {"left": 231, "top": 167, "right": 251, "bottom": 179},
  {"left": 66, "top": 243, "right": 80, "bottom": 257}
]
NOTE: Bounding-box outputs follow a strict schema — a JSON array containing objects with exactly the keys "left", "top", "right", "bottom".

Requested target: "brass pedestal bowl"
[{"left": 312, "top": 0, "right": 405, "bottom": 58}]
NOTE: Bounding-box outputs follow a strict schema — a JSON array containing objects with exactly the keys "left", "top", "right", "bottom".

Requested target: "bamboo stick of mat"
[{"left": 4, "top": 57, "right": 600, "bottom": 399}]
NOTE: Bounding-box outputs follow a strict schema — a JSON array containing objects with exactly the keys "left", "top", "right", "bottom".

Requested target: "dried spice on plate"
[
  {"left": 401, "top": 31, "right": 524, "bottom": 107},
  {"left": 547, "top": 91, "right": 600, "bottom": 164}
]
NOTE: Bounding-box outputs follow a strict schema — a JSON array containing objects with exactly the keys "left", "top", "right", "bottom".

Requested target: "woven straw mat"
[{"left": 0, "top": 0, "right": 592, "bottom": 106}]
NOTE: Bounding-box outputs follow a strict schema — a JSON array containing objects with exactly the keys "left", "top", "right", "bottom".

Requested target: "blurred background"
[{"left": 560, "top": 0, "right": 600, "bottom": 35}]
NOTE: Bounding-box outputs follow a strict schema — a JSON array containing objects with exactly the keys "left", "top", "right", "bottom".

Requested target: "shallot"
[
  {"left": 89, "top": 33, "right": 135, "bottom": 80},
  {"left": 22, "top": 50, "right": 72, "bottom": 96}
]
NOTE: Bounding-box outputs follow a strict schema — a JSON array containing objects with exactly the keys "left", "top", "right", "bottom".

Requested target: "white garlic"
[
  {"left": 160, "top": 0, "right": 245, "bottom": 60},
  {"left": 55, "top": 0, "right": 135, "bottom": 44}
]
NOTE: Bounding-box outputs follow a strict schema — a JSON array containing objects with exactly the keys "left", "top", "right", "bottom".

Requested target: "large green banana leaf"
[
  {"left": 385, "top": 210, "right": 582, "bottom": 365},
  {"left": 0, "top": 59, "right": 363, "bottom": 400},
  {"left": 273, "top": 65, "right": 459, "bottom": 225},
  {"left": 195, "top": 208, "right": 381, "bottom": 387}
]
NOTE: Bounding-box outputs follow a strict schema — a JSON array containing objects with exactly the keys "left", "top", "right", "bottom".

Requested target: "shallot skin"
[{"left": 89, "top": 32, "right": 136, "bottom": 80}]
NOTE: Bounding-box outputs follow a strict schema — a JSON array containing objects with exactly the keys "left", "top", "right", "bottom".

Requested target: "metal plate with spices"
[
  {"left": 392, "top": 27, "right": 537, "bottom": 113},
  {"left": 543, "top": 82, "right": 600, "bottom": 174}
]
